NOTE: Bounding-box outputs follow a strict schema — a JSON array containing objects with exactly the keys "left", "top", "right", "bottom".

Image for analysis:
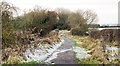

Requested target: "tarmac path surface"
[{"left": 45, "top": 33, "right": 78, "bottom": 64}]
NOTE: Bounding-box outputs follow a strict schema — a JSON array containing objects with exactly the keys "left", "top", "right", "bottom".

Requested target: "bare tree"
[{"left": 83, "top": 10, "right": 98, "bottom": 24}]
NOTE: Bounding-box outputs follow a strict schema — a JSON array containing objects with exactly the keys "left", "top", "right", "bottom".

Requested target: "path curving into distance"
[
  {"left": 45, "top": 33, "right": 78, "bottom": 64},
  {"left": 44, "top": 33, "right": 119, "bottom": 64}
]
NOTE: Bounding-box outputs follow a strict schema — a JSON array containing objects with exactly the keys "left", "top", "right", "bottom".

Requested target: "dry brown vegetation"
[
  {"left": 66, "top": 31, "right": 119, "bottom": 64},
  {"left": 89, "top": 29, "right": 120, "bottom": 46},
  {"left": 2, "top": 30, "right": 61, "bottom": 64}
]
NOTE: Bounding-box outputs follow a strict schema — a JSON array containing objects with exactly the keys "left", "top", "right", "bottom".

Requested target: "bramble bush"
[{"left": 89, "top": 29, "right": 120, "bottom": 44}]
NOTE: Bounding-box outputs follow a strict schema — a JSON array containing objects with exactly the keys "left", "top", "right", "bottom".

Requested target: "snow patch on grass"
[
  {"left": 105, "top": 45, "right": 118, "bottom": 53},
  {"left": 22, "top": 40, "right": 64, "bottom": 63},
  {"left": 73, "top": 46, "right": 91, "bottom": 60},
  {"left": 105, "top": 45, "right": 119, "bottom": 62}
]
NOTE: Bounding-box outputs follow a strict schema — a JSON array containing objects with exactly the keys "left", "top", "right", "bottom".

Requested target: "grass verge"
[{"left": 65, "top": 32, "right": 119, "bottom": 64}]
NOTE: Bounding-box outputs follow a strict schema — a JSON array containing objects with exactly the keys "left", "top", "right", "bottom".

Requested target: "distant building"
[{"left": 100, "top": 24, "right": 120, "bottom": 28}]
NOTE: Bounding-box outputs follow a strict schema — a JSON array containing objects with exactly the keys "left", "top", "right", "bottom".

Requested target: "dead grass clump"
[
  {"left": 43, "top": 30, "right": 61, "bottom": 44},
  {"left": 83, "top": 40, "right": 110, "bottom": 64}
]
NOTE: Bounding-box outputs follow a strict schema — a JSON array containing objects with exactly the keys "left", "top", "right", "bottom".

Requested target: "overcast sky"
[{"left": 2, "top": 0, "right": 120, "bottom": 25}]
